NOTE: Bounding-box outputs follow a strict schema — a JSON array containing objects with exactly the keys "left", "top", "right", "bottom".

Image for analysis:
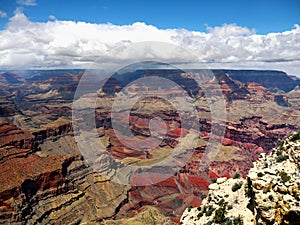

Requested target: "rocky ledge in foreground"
[{"left": 181, "top": 132, "right": 300, "bottom": 225}]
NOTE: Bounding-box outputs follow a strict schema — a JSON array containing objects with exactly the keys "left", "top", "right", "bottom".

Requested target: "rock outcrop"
[{"left": 181, "top": 132, "right": 300, "bottom": 225}]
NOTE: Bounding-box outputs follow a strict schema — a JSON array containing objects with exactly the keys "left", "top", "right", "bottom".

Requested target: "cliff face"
[
  {"left": 181, "top": 132, "right": 300, "bottom": 225},
  {"left": 287, "top": 86, "right": 300, "bottom": 110},
  {"left": 0, "top": 119, "right": 130, "bottom": 225},
  {"left": 112, "top": 69, "right": 300, "bottom": 94},
  {"left": 215, "top": 70, "right": 300, "bottom": 92}
]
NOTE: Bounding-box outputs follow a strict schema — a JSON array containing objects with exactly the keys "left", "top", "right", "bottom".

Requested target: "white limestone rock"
[{"left": 181, "top": 132, "right": 300, "bottom": 225}]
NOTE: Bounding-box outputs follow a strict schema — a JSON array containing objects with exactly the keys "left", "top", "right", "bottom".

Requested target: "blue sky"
[{"left": 0, "top": 0, "right": 299, "bottom": 33}]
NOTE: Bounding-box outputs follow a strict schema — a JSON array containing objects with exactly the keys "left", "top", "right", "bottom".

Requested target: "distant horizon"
[{"left": 0, "top": 67, "right": 298, "bottom": 76}]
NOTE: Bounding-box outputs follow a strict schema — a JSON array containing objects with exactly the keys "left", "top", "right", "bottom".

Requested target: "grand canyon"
[{"left": 0, "top": 67, "right": 300, "bottom": 224}]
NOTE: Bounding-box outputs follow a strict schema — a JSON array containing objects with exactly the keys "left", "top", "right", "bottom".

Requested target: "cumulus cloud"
[
  {"left": 0, "top": 10, "right": 7, "bottom": 18},
  {"left": 0, "top": 11, "right": 299, "bottom": 75},
  {"left": 17, "top": 0, "right": 37, "bottom": 6},
  {"left": 206, "top": 23, "right": 256, "bottom": 37}
]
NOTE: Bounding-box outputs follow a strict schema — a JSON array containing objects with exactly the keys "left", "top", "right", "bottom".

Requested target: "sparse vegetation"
[
  {"left": 233, "top": 173, "right": 241, "bottom": 179},
  {"left": 233, "top": 215, "right": 244, "bottom": 225},
  {"left": 205, "top": 206, "right": 215, "bottom": 216},
  {"left": 224, "top": 220, "right": 233, "bottom": 225},
  {"left": 278, "top": 141, "right": 284, "bottom": 150},
  {"left": 212, "top": 205, "right": 227, "bottom": 224},
  {"left": 245, "top": 177, "right": 255, "bottom": 212},
  {"left": 276, "top": 154, "right": 289, "bottom": 163},
  {"left": 276, "top": 150, "right": 282, "bottom": 156},
  {"left": 293, "top": 191, "right": 300, "bottom": 201},
  {"left": 217, "top": 199, "right": 225, "bottom": 206},
  {"left": 279, "top": 171, "right": 291, "bottom": 183},
  {"left": 208, "top": 194, "right": 212, "bottom": 202},
  {"left": 232, "top": 182, "right": 242, "bottom": 192},
  {"left": 259, "top": 206, "right": 271, "bottom": 211},
  {"left": 197, "top": 211, "right": 203, "bottom": 219},
  {"left": 268, "top": 195, "right": 274, "bottom": 201},
  {"left": 245, "top": 178, "right": 254, "bottom": 198},
  {"left": 290, "top": 132, "right": 300, "bottom": 142},
  {"left": 257, "top": 172, "right": 264, "bottom": 177},
  {"left": 207, "top": 221, "right": 213, "bottom": 225}
]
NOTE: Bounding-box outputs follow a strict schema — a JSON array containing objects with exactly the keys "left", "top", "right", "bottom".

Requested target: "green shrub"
[
  {"left": 276, "top": 154, "right": 289, "bottom": 162},
  {"left": 290, "top": 132, "right": 300, "bottom": 142},
  {"left": 212, "top": 206, "right": 226, "bottom": 224},
  {"left": 279, "top": 171, "right": 291, "bottom": 183},
  {"left": 233, "top": 215, "right": 244, "bottom": 225},
  {"left": 268, "top": 195, "right": 274, "bottom": 201},
  {"left": 245, "top": 178, "right": 254, "bottom": 198},
  {"left": 197, "top": 211, "right": 203, "bottom": 219},
  {"left": 225, "top": 220, "right": 233, "bottom": 225},
  {"left": 205, "top": 206, "right": 215, "bottom": 216},
  {"left": 233, "top": 173, "right": 241, "bottom": 179},
  {"left": 211, "top": 178, "right": 217, "bottom": 183},
  {"left": 259, "top": 206, "right": 271, "bottom": 211},
  {"left": 294, "top": 192, "right": 300, "bottom": 201},
  {"left": 276, "top": 150, "right": 283, "bottom": 156},
  {"left": 257, "top": 172, "right": 264, "bottom": 177},
  {"left": 245, "top": 177, "right": 255, "bottom": 212},
  {"left": 208, "top": 194, "right": 212, "bottom": 202},
  {"left": 278, "top": 141, "right": 284, "bottom": 150},
  {"left": 232, "top": 182, "right": 242, "bottom": 192},
  {"left": 217, "top": 199, "right": 225, "bottom": 206}
]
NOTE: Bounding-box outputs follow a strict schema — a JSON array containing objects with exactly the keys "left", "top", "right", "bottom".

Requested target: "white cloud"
[
  {"left": 17, "top": 0, "right": 37, "bottom": 6},
  {"left": 206, "top": 23, "right": 256, "bottom": 37},
  {"left": 0, "top": 10, "right": 7, "bottom": 18},
  {"left": 0, "top": 11, "right": 299, "bottom": 75}
]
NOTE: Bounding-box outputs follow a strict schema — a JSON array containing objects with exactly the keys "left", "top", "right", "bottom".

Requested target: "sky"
[{"left": 0, "top": 0, "right": 299, "bottom": 74}]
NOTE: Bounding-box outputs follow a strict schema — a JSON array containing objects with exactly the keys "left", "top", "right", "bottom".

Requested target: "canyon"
[{"left": 0, "top": 68, "right": 299, "bottom": 224}]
